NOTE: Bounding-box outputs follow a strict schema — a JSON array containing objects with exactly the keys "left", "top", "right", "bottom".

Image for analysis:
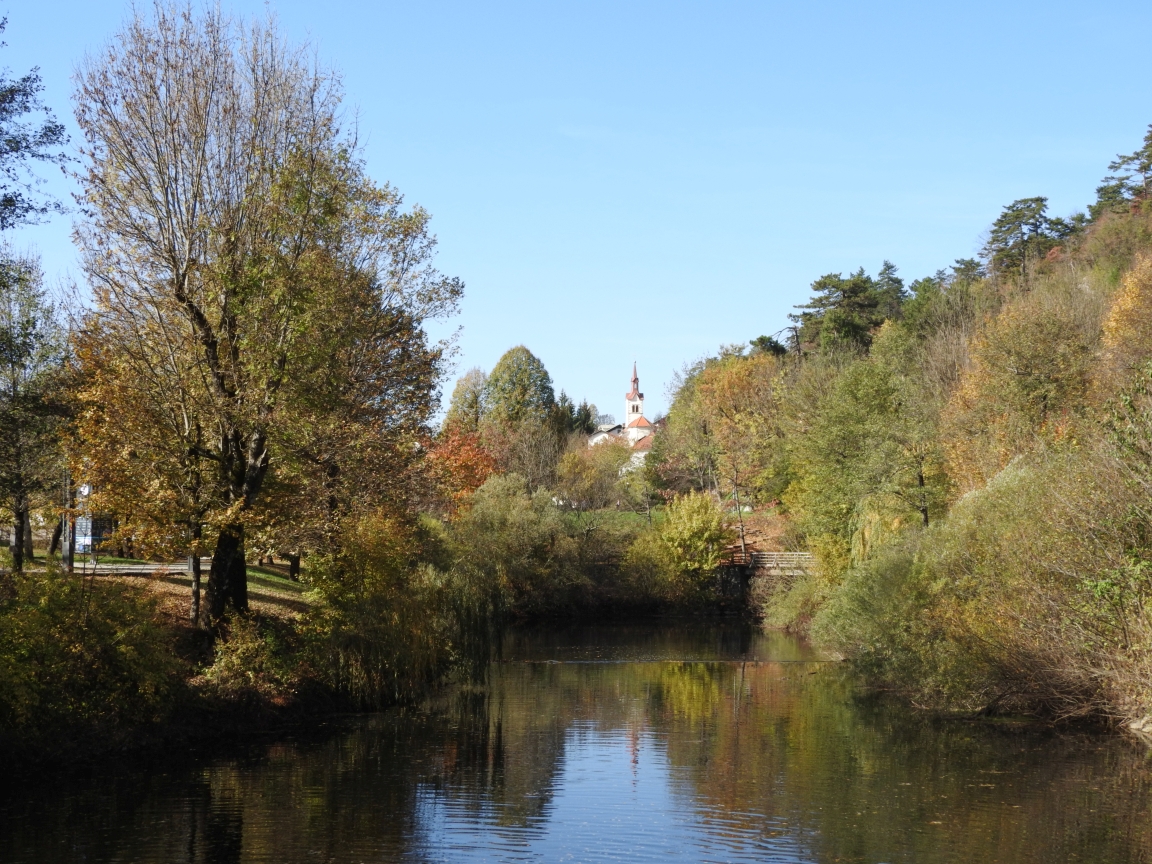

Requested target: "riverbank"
[{"left": 0, "top": 553, "right": 761, "bottom": 770}]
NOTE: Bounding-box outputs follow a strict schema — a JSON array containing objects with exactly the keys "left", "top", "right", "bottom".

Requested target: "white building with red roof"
[{"left": 589, "top": 364, "right": 658, "bottom": 464}]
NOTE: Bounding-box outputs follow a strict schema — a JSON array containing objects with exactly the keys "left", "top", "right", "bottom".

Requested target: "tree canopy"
[
  {"left": 73, "top": 3, "right": 459, "bottom": 620},
  {"left": 790, "top": 267, "right": 884, "bottom": 351},
  {"left": 0, "top": 18, "right": 69, "bottom": 231},
  {"left": 481, "top": 346, "right": 556, "bottom": 426}
]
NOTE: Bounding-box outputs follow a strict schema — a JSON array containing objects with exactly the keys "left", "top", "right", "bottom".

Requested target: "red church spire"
[{"left": 625, "top": 362, "right": 643, "bottom": 400}]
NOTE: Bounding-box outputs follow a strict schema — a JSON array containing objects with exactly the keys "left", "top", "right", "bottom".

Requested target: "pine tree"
[{"left": 789, "top": 268, "right": 882, "bottom": 351}]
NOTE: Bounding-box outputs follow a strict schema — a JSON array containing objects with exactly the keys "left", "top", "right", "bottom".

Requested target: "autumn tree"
[
  {"left": 658, "top": 491, "right": 734, "bottom": 585},
  {"left": 74, "top": 307, "right": 211, "bottom": 614},
  {"left": 73, "top": 3, "right": 460, "bottom": 620},
  {"left": 442, "top": 368, "right": 487, "bottom": 433},
  {"left": 646, "top": 362, "right": 719, "bottom": 495},
  {"left": 941, "top": 288, "right": 1097, "bottom": 494},
  {"left": 425, "top": 429, "right": 498, "bottom": 515},
  {"left": 482, "top": 346, "right": 556, "bottom": 425},
  {"left": 1098, "top": 254, "right": 1152, "bottom": 391},
  {"left": 693, "top": 350, "right": 785, "bottom": 551},
  {"left": 556, "top": 438, "right": 632, "bottom": 513}
]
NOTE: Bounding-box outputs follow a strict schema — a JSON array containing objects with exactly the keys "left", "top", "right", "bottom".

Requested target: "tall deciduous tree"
[
  {"left": 442, "top": 368, "right": 487, "bottom": 434},
  {"left": 0, "top": 250, "right": 64, "bottom": 572},
  {"left": 73, "top": 3, "right": 459, "bottom": 620},
  {"left": 482, "top": 346, "right": 555, "bottom": 425},
  {"left": 694, "top": 350, "right": 784, "bottom": 523}
]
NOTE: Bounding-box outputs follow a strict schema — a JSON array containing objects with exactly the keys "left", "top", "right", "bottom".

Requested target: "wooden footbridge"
[
  {"left": 718, "top": 550, "right": 814, "bottom": 602},
  {"left": 725, "top": 550, "right": 815, "bottom": 574}
]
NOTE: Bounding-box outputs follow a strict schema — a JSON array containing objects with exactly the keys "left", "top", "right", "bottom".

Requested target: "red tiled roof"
[
  {"left": 626, "top": 416, "right": 653, "bottom": 429},
  {"left": 632, "top": 434, "right": 654, "bottom": 451}
]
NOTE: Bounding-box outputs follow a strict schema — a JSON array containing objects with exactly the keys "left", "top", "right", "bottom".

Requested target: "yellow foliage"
[
  {"left": 941, "top": 290, "right": 1096, "bottom": 495},
  {"left": 1099, "top": 253, "right": 1152, "bottom": 392}
]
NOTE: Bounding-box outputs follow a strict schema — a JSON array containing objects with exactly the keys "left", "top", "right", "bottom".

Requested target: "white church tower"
[
  {"left": 623, "top": 362, "right": 653, "bottom": 444},
  {"left": 588, "top": 363, "right": 657, "bottom": 462}
]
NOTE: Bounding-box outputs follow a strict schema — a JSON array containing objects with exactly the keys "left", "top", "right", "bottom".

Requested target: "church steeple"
[
  {"left": 625, "top": 362, "right": 645, "bottom": 424},
  {"left": 625, "top": 362, "right": 642, "bottom": 401}
]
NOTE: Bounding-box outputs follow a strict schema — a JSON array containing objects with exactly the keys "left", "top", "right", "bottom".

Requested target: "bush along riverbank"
[
  {"left": 642, "top": 129, "right": 1152, "bottom": 735},
  {"left": 0, "top": 495, "right": 753, "bottom": 765}
]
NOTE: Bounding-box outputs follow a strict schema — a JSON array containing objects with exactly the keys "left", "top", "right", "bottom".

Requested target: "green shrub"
[
  {"left": 198, "top": 616, "right": 297, "bottom": 705},
  {"left": 810, "top": 444, "right": 1152, "bottom": 720},
  {"left": 620, "top": 529, "right": 678, "bottom": 600},
  {"left": 300, "top": 511, "right": 456, "bottom": 708},
  {"left": 763, "top": 570, "right": 827, "bottom": 632},
  {"left": 447, "top": 473, "right": 582, "bottom": 613},
  {"left": 0, "top": 569, "right": 177, "bottom": 738},
  {"left": 659, "top": 491, "right": 734, "bottom": 586}
]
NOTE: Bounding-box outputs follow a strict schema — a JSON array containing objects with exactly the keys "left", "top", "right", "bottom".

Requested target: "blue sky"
[{"left": 7, "top": 1, "right": 1152, "bottom": 420}]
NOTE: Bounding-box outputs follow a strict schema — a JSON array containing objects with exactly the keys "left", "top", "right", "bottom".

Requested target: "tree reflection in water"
[{"left": 1, "top": 624, "right": 1150, "bottom": 863}]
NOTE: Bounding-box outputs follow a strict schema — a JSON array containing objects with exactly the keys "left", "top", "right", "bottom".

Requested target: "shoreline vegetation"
[{"left": 4, "top": 2, "right": 1152, "bottom": 764}]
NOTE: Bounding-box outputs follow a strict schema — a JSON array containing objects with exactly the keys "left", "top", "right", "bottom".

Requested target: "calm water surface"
[{"left": 3, "top": 623, "right": 1152, "bottom": 863}]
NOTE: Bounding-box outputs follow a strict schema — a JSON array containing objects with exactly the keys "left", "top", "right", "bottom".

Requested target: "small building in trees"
[{"left": 589, "top": 363, "right": 657, "bottom": 464}]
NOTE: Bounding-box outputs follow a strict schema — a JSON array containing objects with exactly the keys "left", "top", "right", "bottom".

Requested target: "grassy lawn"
[
  {"left": 561, "top": 508, "right": 664, "bottom": 532},
  {"left": 246, "top": 565, "right": 307, "bottom": 593}
]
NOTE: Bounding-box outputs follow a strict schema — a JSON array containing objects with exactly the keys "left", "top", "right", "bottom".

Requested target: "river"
[{"left": 2, "top": 623, "right": 1151, "bottom": 863}]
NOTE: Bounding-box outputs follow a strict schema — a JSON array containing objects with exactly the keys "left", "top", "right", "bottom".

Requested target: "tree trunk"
[
  {"left": 287, "top": 553, "right": 300, "bottom": 581},
  {"left": 189, "top": 521, "right": 203, "bottom": 627},
  {"left": 189, "top": 552, "right": 203, "bottom": 625},
  {"left": 9, "top": 509, "right": 24, "bottom": 573},
  {"left": 732, "top": 473, "right": 747, "bottom": 560},
  {"left": 62, "top": 515, "right": 74, "bottom": 574},
  {"left": 207, "top": 523, "right": 248, "bottom": 619},
  {"left": 918, "top": 467, "right": 929, "bottom": 528},
  {"left": 188, "top": 525, "right": 205, "bottom": 631},
  {"left": 23, "top": 515, "right": 34, "bottom": 561},
  {"left": 48, "top": 517, "right": 63, "bottom": 555}
]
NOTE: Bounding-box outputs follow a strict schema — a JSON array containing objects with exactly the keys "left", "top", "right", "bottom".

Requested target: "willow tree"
[{"left": 73, "top": 3, "right": 459, "bottom": 621}]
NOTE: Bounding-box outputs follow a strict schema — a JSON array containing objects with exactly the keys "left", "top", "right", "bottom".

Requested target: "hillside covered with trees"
[{"left": 646, "top": 128, "right": 1152, "bottom": 732}]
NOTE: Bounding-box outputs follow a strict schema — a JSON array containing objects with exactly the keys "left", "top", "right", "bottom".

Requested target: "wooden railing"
[
  {"left": 724, "top": 551, "right": 815, "bottom": 571},
  {"left": 750, "top": 551, "right": 814, "bottom": 570}
]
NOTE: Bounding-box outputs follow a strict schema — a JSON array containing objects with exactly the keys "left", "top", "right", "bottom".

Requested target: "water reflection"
[{"left": 2, "top": 624, "right": 1150, "bottom": 863}]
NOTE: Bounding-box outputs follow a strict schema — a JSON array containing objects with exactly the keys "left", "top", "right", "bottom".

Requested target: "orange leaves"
[{"left": 425, "top": 430, "right": 497, "bottom": 514}]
